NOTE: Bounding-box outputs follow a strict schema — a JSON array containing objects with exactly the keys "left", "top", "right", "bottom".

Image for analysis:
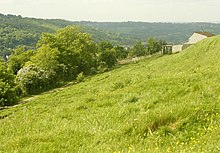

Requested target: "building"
[
  {"left": 187, "top": 32, "right": 215, "bottom": 44},
  {"left": 170, "top": 31, "right": 215, "bottom": 53},
  {"left": 172, "top": 45, "right": 183, "bottom": 53},
  {"left": 162, "top": 45, "right": 172, "bottom": 54}
]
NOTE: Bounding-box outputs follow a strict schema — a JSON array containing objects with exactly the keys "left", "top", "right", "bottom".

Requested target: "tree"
[
  {"left": 16, "top": 26, "right": 99, "bottom": 94},
  {"left": 98, "top": 41, "right": 113, "bottom": 51},
  {"left": 98, "top": 41, "right": 117, "bottom": 68},
  {"left": 30, "top": 45, "right": 63, "bottom": 83},
  {"left": 38, "top": 26, "right": 97, "bottom": 78},
  {"left": 130, "top": 41, "right": 146, "bottom": 57},
  {"left": 16, "top": 63, "right": 58, "bottom": 94},
  {"left": 8, "top": 46, "right": 34, "bottom": 74},
  {"left": 0, "top": 58, "right": 20, "bottom": 106},
  {"left": 16, "top": 45, "right": 62, "bottom": 94},
  {"left": 147, "top": 38, "right": 161, "bottom": 55},
  {"left": 114, "top": 45, "right": 128, "bottom": 59},
  {"left": 30, "top": 45, "right": 60, "bottom": 71}
]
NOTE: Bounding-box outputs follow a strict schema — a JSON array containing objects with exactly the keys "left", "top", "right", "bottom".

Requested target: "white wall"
[
  {"left": 188, "top": 33, "right": 207, "bottom": 44},
  {"left": 172, "top": 45, "right": 183, "bottom": 53}
]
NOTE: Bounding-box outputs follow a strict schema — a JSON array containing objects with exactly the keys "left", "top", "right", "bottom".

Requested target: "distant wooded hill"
[
  {"left": 0, "top": 14, "right": 131, "bottom": 56},
  {"left": 75, "top": 21, "right": 220, "bottom": 44},
  {"left": 1, "top": 13, "right": 220, "bottom": 56}
]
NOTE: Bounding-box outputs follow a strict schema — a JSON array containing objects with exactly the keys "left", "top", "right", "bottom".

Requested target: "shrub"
[
  {"left": 0, "top": 59, "right": 20, "bottom": 106},
  {"left": 16, "top": 64, "right": 57, "bottom": 94},
  {"left": 76, "top": 72, "right": 85, "bottom": 83},
  {"left": 0, "top": 81, "right": 20, "bottom": 106}
]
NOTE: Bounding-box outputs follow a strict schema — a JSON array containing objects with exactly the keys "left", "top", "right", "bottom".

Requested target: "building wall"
[
  {"left": 182, "top": 43, "right": 193, "bottom": 50},
  {"left": 172, "top": 45, "right": 183, "bottom": 53},
  {"left": 162, "top": 45, "right": 172, "bottom": 54},
  {"left": 188, "top": 33, "right": 207, "bottom": 44}
]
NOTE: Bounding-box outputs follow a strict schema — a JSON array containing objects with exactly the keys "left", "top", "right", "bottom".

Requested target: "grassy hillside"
[{"left": 1, "top": 36, "right": 220, "bottom": 152}]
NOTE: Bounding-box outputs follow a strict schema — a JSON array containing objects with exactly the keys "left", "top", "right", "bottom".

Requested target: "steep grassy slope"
[{"left": 1, "top": 36, "right": 220, "bottom": 152}]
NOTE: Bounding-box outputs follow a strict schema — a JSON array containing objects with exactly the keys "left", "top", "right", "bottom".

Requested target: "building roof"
[{"left": 195, "top": 31, "right": 215, "bottom": 37}]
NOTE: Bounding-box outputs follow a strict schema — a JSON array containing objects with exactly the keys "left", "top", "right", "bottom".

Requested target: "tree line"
[{"left": 0, "top": 26, "right": 165, "bottom": 106}]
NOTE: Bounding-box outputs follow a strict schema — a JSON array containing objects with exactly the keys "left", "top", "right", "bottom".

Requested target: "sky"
[{"left": 0, "top": 0, "right": 220, "bottom": 22}]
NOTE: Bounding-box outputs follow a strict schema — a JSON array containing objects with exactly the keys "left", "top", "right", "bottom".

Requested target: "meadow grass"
[{"left": 1, "top": 36, "right": 220, "bottom": 152}]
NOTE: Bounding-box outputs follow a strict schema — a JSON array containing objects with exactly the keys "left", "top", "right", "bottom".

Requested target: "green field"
[{"left": 1, "top": 36, "right": 220, "bottom": 152}]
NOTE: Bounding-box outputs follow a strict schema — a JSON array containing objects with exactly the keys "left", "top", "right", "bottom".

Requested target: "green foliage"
[
  {"left": 98, "top": 41, "right": 117, "bottom": 68},
  {"left": 114, "top": 45, "right": 128, "bottom": 59},
  {"left": 98, "top": 41, "right": 113, "bottom": 51},
  {"left": 15, "top": 46, "right": 60, "bottom": 94},
  {"left": 16, "top": 26, "right": 98, "bottom": 94},
  {"left": 0, "top": 27, "right": 38, "bottom": 55},
  {"left": 76, "top": 72, "right": 85, "bottom": 83},
  {"left": 16, "top": 64, "right": 57, "bottom": 95},
  {"left": 147, "top": 38, "right": 161, "bottom": 54},
  {"left": 8, "top": 46, "right": 34, "bottom": 74},
  {"left": 0, "top": 14, "right": 77, "bottom": 56},
  {"left": 130, "top": 41, "right": 146, "bottom": 57},
  {"left": 38, "top": 26, "right": 97, "bottom": 76},
  {"left": 30, "top": 45, "right": 60, "bottom": 71},
  {"left": 0, "top": 59, "right": 20, "bottom": 106}
]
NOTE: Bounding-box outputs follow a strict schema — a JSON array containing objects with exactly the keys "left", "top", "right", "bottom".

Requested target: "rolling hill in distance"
[
  {"left": 0, "top": 13, "right": 130, "bottom": 56},
  {"left": 1, "top": 34, "right": 220, "bottom": 152},
  {"left": 75, "top": 21, "right": 220, "bottom": 43}
]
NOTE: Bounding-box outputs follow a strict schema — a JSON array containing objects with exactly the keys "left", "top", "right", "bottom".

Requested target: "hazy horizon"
[
  {"left": 2, "top": 13, "right": 220, "bottom": 23},
  {"left": 0, "top": 0, "right": 220, "bottom": 22}
]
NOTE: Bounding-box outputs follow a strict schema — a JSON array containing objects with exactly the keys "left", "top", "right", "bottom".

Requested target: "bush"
[
  {"left": 76, "top": 72, "right": 85, "bottom": 83},
  {"left": 90, "top": 67, "right": 97, "bottom": 75},
  {"left": 16, "top": 64, "right": 57, "bottom": 94},
  {"left": 0, "top": 81, "right": 20, "bottom": 106},
  {"left": 0, "top": 59, "right": 20, "bottom": 106}
]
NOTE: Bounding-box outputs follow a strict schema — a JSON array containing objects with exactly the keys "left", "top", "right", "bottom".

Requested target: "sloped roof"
[{"left": 195, "top": 32, "right": 215, "bottom": 37}]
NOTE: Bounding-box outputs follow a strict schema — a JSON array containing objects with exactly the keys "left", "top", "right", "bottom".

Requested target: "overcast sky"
[{"left": 0, "top": 0, "right": 220, "bottom": 22}]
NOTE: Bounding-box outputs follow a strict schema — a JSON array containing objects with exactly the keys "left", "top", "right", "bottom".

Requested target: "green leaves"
[
  {"left": 31, "top": 45, "right": 60, "bottom": 71},
  {"left": 130, "top": 41, "right": 146, "bottom": 57},
  {"left": 15, "top": 26, "right": 99, "bottom": 94},
  {"left": 8, "top": 46, "right": 34, "bottom": 74},
  {"left": 98, "top": 41, "right": 117, "bottom": 68},
  {"left": 147, "top": 38, "right": 165, "bottom": 55},
  {"left": 38, "top": 26, "right": 98, "bottom": 75},
  {"left": 0, "top": 59, "right": 19, "bottom": 106},
  {"left": 114, "top": 45, "right": 128, "bottom": 59}
]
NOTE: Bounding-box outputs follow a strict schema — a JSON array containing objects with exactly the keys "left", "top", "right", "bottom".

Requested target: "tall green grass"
[{"left": 1, "top": 36, "right": 220, "bottom": 152}]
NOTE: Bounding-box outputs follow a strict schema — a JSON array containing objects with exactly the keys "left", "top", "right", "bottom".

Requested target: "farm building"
[
  {"left": 187, "top": 32, "right": 215, "bottom": 44},
  {"left": 164, "top": 32, "right": 215, "bottom": 53}
]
